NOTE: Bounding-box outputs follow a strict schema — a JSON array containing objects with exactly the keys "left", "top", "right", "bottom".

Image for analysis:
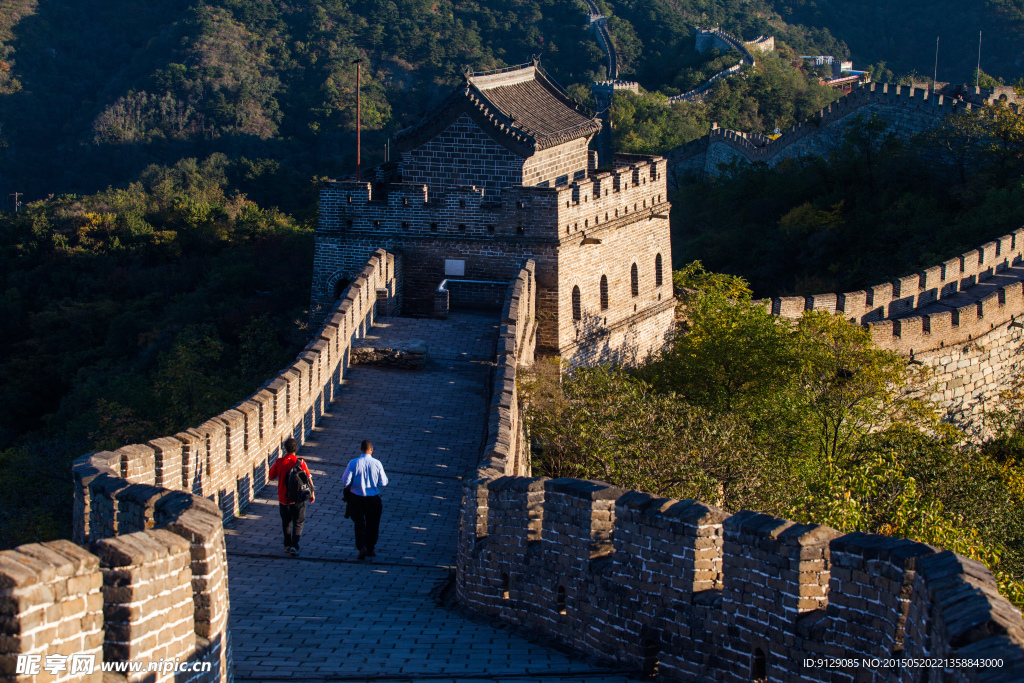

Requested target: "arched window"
[
  {"left": 600, "top": 275, "right": 609, "bottom": 310},
  {"left": 631, "top": 264, "right": 639, "bottom": 298},
  {"left": 655, "top": 253, "right": 663, "bottom": 287},
  {"left": 572, "top": 286, "right": 581, "bottom": 321}
]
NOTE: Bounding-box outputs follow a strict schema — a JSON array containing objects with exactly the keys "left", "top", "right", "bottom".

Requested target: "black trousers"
[
  {"left": 349, "top": 495, "right": 382, "bottom": 552},
  {"left": 279, "top": 502, "right": 306, "bottom": 549}
]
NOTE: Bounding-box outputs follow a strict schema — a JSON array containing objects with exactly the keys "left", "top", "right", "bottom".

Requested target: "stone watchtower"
[{"left": 312, "top": 61, "right": 675, "bottom": 365}]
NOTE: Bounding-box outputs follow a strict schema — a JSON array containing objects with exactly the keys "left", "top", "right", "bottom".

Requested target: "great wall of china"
[
  {"left": 582, "top": 0, "right": 618, "bottom": 80},
  {"left": 667, "top": 28, "right": 774, "bottom": 104},
  {"left": 4, "top": 14, "right": 1024, "bottom": 681},
  {"left": 459, "top": 252, "right": 1024, "bottom": 681},
  {"left": 3, "top": 246, "right": 1024, "bottom": 680},
  {"left": 761, "top": 229, "right": 1024, "bottom": 428},
  {"left": 1, "top": 250, "right": 397, "bottom": 681},
  {"left": 669, "top": 81, "right": 1019, "bottom": 180}
]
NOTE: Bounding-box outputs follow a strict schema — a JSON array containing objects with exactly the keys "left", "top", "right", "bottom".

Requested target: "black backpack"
[{"left": 285, "top": 459, "right": 313, "bottom": 504}]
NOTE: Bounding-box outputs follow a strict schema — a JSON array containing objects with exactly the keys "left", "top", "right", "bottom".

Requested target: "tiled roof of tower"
[{"left": 394, "top": 63, "right": 601, "bottom": 158}]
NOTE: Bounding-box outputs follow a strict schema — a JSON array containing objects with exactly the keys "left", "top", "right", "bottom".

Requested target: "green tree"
[
  {"left": 154, "top": 324, "right": 232, "bottom": 429},
  {"left": 794, "top": 311, "right": 934, "bottom": 462}
]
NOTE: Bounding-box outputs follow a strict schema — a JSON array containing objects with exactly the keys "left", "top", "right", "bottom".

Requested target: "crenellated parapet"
[
  {"left": 74, "top": 249, "right": 399, "bottom": 536},
  {"left": 318, "top": 156, "right": 667, "bottom": 246},
  {"left": 456, "top": 255, "right": 1024, "bottom": 678},
  {"left": 765, "top": 229, "right": 1024, "bottom": 351},
  {"left": 0, "top": 250, "right": 401, "bottom": 682},
  {"left": 756, "top": 230, "right": 1024, "bottom": 428},
  {"left": 668, "top": 81, "right": 1006, "bottom": 180},
  {"left": 457, "top": 477, "right": 1024, "bottom": 680}
]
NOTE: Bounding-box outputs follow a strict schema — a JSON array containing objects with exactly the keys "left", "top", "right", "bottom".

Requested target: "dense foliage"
[
  {"left": 524, "top": 267, "right": 1024, "bottom": 605},
  {"left": 0, "top": 155, "right": 312, "bottom": 548},
  {"left": 8, "top": 0, "right": 1016, "bottom": 212}
]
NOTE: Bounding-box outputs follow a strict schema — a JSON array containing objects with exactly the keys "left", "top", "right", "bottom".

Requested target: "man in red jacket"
[{"left": 268, "top": 436, "right": 315, "bottom": 556}]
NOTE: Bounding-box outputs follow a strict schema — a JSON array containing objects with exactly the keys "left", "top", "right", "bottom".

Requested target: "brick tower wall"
[
  {"left": 314, "top": 154, "right": 675, "bottom": 362},
  {"left": 522, "top": 138, "right": 591, "bottom": 188},
  {"left": 401, "top": 113, "right": 526, "bottom": 195}
]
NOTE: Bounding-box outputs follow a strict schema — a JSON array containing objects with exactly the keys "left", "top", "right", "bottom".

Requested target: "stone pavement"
[{"left": 225, "top": 312, "right": 639, "bottom": 682}]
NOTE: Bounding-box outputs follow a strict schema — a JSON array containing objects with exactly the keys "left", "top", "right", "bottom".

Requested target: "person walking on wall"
[
  {"left": 268, "top": 436, "right": 315, "bottom": 557},
  {"left": 342, "top": 440, "right": 388, "bottom": 560}
]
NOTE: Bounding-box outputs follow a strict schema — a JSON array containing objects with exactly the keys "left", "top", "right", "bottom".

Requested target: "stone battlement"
[
  {"left": 457, "top": 476, "right": 1024, "bottom": 680},
  {"left": 457, "top": 255, "right": 1024, "bottom": 680},
  {"left": 2, "top": 487, "right": 228, "bottom": 682},
  {"left": 1, "top": 250, "right": 400, "bottom": 682},
  {"left": 74, "top": 249, "right": 398, "bottom": 534},
  {"left": 764, "top": 228, "right": 1024, "bottom": 355},
  {"left": 761, "top": 230, "right": 1024, "bottom": 429},
  {"left": 669, "top": 82, "right": 1006, "bottom": 178},
  {"left": 319, "top": 155, "right": 668, "bottom": 246}
]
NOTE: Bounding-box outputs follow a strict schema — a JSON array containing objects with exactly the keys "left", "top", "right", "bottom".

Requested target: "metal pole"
[
  {"left": 353, "top": 59, "right": 362, "bottom": 182},
  {"left": 9, "top": 192, "right": 21, "bottom": 213},
  {"left": 977, "top": 31, "right": 982, "bottom": 88},
  {"left": 933, "top": 37, "right": 939, "bottom": 97}
]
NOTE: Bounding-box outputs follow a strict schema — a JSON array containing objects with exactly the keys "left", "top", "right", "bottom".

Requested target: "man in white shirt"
[{"left": 342, "top": 439, "right": 389, "bottom": 560}]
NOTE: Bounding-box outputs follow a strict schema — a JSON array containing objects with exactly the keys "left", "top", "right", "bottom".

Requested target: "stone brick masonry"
[
  {"left": 314, "top": 153, "right": 674, "bottom": 365},
  {"left": 403, "top": 113, "right": 526, "bottom": 194},
  {"left": 460, "top": 259, "right": 1024, "bottom": 681},
  {"left": 761, "top": 228, "right": 1024, "bottom": 432},
  {"left": 8, "top": 240, "right": 1024, "bottom": 681},
  {"left": 2, "top": 250, "right": 398, "bottom": 682}
]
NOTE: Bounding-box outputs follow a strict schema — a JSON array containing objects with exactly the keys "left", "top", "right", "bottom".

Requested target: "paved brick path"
[{"left": 225, "top": 313, "right": 637, "bottom": 682}]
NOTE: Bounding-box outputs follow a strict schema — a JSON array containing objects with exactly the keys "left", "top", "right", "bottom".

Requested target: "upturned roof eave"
[
  {"left": 393, "top": 70, "right": 602, "bottom": 157},
  {"left": 393, "top": 89, "right": 538, "bottom": 157}
]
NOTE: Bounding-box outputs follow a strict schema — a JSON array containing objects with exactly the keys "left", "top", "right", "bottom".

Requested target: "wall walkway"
[{"left": 225, "top": 312, "right": 637, "bottom": 682}]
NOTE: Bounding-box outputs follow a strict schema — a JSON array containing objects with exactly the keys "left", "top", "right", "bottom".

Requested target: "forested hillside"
[{"left": 0, "top": 0, "right": 929, "bottom": 210}]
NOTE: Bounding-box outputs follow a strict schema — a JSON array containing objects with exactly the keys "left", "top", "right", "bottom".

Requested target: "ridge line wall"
[
  {"left": 759, "top": 229, "right": 1024, "bottom": 428},
  {"left": 763, "top": 228, "right": 1024, "bottom": 352},
  {"left": 671, "top": 28, "right": 760, "bottom": 104},
  {"left": 668, "top": 81, "right": 1005, "bottom": 180}
]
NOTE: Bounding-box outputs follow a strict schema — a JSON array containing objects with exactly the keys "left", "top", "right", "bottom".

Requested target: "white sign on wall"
[{"left": 445, "top": 259, "right": 466, "bottom": 277}]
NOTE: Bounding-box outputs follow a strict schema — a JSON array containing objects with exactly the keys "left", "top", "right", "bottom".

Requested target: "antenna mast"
[
  {"left": 353, "top": 58, "right": 363, "bottom": 182},
  {"left": 977, "top": 31, "right": 982, "bottom": 88}
]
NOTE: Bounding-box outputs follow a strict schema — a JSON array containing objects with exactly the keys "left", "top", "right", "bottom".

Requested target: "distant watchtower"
[{"left": 313, "top": 61, "right": 675, "bottom": 366}]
